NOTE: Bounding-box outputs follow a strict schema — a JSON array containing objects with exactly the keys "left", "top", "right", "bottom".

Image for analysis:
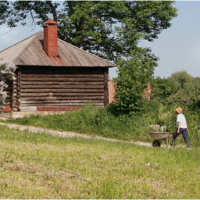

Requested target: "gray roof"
[{"left": 0, "top": 31, "right": 115, "bottom": 67}]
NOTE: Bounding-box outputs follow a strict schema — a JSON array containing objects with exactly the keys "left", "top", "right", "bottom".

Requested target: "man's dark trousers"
[{"left": 172, "top": 128, "right": 190, "bottom": 147}]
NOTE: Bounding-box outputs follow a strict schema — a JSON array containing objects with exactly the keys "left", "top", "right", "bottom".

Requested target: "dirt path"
[{"left": 0, "top": 122, "right": 153, "bottom": 147}]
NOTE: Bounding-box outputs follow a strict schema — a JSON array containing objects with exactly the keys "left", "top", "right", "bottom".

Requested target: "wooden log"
[
  {"left": 21, "top": 77, "right": 104, "bottom": 82},
  {"left": 21, "top": 102, "right": 104, "bottom": 106},
  {"left": 5, "top": 98, "right": 11, "bottom": 102},
  {"left": 5, "top": 101, "right": 12, "bottom": 105},
  {"left": 20, "top": 93, "right": 104, "bottom": 97},
  {"left": 20, "top": 67, "right": 104, "bottom": 74},
  {"left": 20, "top": 85, "right": 104, "bottom": 89},
  {"left": 20, "top": 88, "right": 104, "bottom": 93},
  {"left": 20, "top": 81, "right": 103, "bottom": 85},
  {"left": 21, "top": 96, "right": 104, "bottom": 101},
  {"left": 5, "top": 91, "right": 12, "bottom": 94},
  {"left": 12, "top": 102, "right": 18, "bottom": 107},
  {"left": 21, "top": 74, "right": 104, "bottom": 78},
  {"left": 5, "top": 95, "right": 12, "bottom": 99},
  {"left": 5, "top": 93, "right": 12, "bottom": 96},
  {"left": 21, "top": 100, "right": 103, "bottom": 103},
  {"left": 5, "top": 101, "right": 12, "bottom": 104},
  {"left": 5, "top": 103, "right": 12, "bottom": 106}
]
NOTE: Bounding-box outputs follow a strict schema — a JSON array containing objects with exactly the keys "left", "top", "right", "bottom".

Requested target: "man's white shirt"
[{"left": 176, "top": 114, "right": 187, "bottom": 128}]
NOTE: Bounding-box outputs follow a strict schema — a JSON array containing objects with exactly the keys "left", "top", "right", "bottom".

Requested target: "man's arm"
[{"left": 177, "top": 122, "right": 181, "bottom": 133}]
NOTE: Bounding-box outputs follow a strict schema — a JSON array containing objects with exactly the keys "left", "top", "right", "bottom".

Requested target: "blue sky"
[
  {"left": 0, "top": 1, "right": 199, "bottom": 79},
  {"left": 139, "top": 1, "right": 200, "bottom": 79}
]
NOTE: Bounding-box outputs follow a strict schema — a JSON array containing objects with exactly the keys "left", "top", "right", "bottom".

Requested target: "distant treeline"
[{"left": 151, "top": 70, "right": 200, "bottom": 105}]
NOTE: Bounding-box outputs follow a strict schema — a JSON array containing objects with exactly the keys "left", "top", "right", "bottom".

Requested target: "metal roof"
[{"left": 0, "top": 31, "right": 115, "bottom": 67}]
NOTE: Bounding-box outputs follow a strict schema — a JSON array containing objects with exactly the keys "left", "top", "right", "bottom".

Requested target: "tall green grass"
[
  {"left": 0, "top": 125, "right": 200, "bottom": 198},
  {"left": 143, "top": 99, "right": 200, "bottom": 146},
  {"left": 6, "top": 101, "right": 200, "bottom": 147},
  {"left": 6, "top": 104, "right": 153, "bottom": 142}
]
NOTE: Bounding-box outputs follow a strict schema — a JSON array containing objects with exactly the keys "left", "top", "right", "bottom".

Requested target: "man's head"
[{"left": 175, "top": 107, "right": 182, "bottom": 114}]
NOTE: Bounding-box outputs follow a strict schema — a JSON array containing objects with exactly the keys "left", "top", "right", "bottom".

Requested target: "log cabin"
[{"left": 0, "top": 19, "right": 115, "bottom": 113}]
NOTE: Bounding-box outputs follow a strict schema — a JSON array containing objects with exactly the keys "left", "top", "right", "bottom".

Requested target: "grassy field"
[
  {"left": 0, "top": 125, "right": 200, "bottom": 198},
  {"left": 5, "top": 105, "right": 155, "bottom": 143},
  {"left": 5, "top": 104, "right": 200, "bottom": 147}
]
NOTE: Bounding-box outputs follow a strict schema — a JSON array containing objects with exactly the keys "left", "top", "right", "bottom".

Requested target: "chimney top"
[
  {"left": 43, "top": 19, "right": 58, "bottom": 25},
  {"left": 43, "top": 19, "right": 58, "bottom": 57}
]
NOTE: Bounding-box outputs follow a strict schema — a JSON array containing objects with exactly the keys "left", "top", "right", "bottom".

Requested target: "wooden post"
[{"left": 104, "top": 68, "right": 109, "bottom": 106}]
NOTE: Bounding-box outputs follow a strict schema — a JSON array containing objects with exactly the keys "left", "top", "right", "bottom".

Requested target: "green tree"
[
  {"left": 168, "top": 71, "right": 195, "bottom": 102},
  {"left": 113, "top": 49, "right": 157, "bottom": 115},
  {"left": 193, "top": 77, "right": 200, "bottom": 101},
  {"left": 0, "top": 1, "right": 177, "bottom": 61},
  {"left": 151, "top": 77, "right": 173, "bottom": 102}
]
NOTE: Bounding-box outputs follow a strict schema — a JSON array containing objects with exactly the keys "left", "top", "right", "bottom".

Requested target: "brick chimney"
[{"left": 43, "top": 19, "right": 58, "bottom": 57}]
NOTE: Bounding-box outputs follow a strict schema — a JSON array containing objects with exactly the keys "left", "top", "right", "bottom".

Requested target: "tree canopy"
[
  {"left": 0, "top": 1, "right": 177, "bottom": 61},
  {"left": 151, "top": 71, "right": 200, "bottom": 104},
  {"left": 113, "top": 49, "right": 157, "bottom": 115},
  {"left": 150, "top": 77, "right": 173, "bottom": 102}
]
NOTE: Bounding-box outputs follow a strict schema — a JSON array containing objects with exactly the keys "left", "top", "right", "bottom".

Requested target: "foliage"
[
  {"left": 191, "top": 77, "right": 200, "bottom": 102},
  {"left": 5, "top": 101, "right": 200, "bottom": 147},
  {"left": 142, "top": 99, "right": 200, "bottom": 147},
  {"left": 112, "top": 49, "right": 157, "bottom": 115},
  {"left": 150, "top": 71, "right": 200, "bottom": 105},
  {"left": 150, "top": 77, "right": 173, "bottom": 103},
  {"left": 3, "top": 96, "right": 200, "bottom": 149},
  {"left": 167, "top": 71, "right": 195, "bottom": 103},
  {"left": 0, "top": 1, "right": 177, "bottom": 61},
  {"left": 7, "top": 104, "right": 153, "bottom": 142},
  {"left": 0, "top": 60, "right": 16, "bottom": 111}
]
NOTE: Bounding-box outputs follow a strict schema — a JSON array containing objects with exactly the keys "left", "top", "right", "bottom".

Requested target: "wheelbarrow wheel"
[{"left": 152, "top": 140, "right": 161, "bottom": 147}]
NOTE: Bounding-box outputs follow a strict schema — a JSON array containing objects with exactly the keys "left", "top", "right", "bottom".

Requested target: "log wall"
[{"left": 13, "top": 67, "right": 109, "bottom": 111}]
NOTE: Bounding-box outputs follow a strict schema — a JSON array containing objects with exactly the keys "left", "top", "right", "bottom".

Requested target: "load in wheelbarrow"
[{"left": 149, "top": 132, "right": 174, "bottom": 147}]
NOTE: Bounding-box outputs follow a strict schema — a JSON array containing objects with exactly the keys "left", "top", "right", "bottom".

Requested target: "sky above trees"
[{"left": 0, "top": 1, "right": 199, "bottom": 79}]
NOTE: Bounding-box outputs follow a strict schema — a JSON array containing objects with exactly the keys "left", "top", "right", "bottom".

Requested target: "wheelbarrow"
[{"left": 149, "top": 132, "right": 174, "bottom": 147}]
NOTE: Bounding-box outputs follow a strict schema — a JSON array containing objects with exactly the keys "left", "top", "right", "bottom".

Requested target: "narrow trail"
[{"left": 0, "top": 122, "right": 153, "bottom": 147}]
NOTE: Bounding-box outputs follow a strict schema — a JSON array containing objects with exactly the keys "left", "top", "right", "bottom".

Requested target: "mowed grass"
[{"left": 0, "top": 125, "right": 200, "bottom": 198}]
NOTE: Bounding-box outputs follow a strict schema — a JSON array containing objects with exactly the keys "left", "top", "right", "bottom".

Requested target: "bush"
[
  {"left": 7, "top": 101, "right": 200, "bottom": 147},
  {"left": 8, "top": 104, "right": 153, "bottom": 142}
]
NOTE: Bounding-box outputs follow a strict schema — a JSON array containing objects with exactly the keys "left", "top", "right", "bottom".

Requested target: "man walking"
[{"left": 172, "top": 107, "right": 191, "bottom": 149}]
